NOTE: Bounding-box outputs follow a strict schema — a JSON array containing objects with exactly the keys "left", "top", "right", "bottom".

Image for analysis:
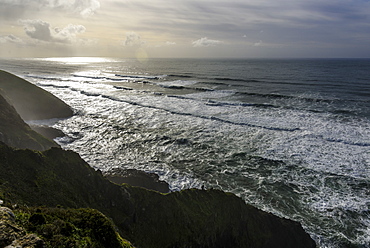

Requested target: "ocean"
[{"left": 1, "top": 57, "right": 369, "bottom": 247}]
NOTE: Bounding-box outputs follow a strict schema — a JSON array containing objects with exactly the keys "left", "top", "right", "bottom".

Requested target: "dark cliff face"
[
  {"left": 0, "top": 70, "right": 316, "bottom": 247},
  {"left": 0, "top": 92, "right": 58, "bottom": 151},
  {"left": 0, "top": 70, "right": 73, "bottom": 121},
  {"left": 0, "top": 143, "right": 316, "bottom": 248}
]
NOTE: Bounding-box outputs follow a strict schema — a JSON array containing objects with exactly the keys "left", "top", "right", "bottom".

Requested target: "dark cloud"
[
  {"left": 0, "top": 34, "right": 24, "bottom": 44},
  {"left": 20, "top": 20, "right": 86, "bottom": 43},
  {"left": 21, "top": 20, "right": 53, "bottom": 42}
]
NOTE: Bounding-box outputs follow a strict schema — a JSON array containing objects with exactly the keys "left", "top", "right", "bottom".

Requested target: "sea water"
[{"left": 1, "top": 57, "right": 369, "bottom": 247}]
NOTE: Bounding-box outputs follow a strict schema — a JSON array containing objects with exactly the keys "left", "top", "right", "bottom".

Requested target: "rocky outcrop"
[
  {"left": 0, "top": 142, "right": 316, "bottom": 248},
  {"left": 106, "top": 168, "right": 170, "bottom": 193},
  {"left": 0, "top": 207, "right": 45, "bottom": 248},
  {"left": 0, "top": 205, "right": 133, "bottom": 248},
  {"left": 0, "top": 70, "right": 73, "bottom": 121},
  {"left": 0, "top": 92, "right": 58, "bottom": 151},
  {"left": 29, "top": 125, "right": 65, "bottom": 140}
]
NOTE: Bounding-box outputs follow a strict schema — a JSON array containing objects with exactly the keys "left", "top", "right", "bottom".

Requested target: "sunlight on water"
[{"left": 37, "top": 57, "right": 115, "bottom": 65}]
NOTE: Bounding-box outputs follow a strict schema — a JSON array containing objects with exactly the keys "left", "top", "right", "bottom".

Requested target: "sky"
[{"left": 1, "top": 0, "right": 370, "bottom": 58}]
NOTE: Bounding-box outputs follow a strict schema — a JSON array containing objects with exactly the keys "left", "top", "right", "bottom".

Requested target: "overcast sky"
[{"left": 1, "top": 0, "right": 370, "bottom": 58}]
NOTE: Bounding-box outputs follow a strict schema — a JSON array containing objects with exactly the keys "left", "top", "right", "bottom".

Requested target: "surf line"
[
  {"left": 36, "top": 82, "right": 300, "bottom": 132},
  {"left": 97, "top": 94, "right": 300, "bottom": 132}
]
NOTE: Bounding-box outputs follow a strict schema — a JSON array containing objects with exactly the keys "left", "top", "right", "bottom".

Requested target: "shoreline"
[
  {"left": 0, "top": 69, "right": 317, "bottom": 247},
  {"left": 29, "top": 123, "right": 171, "bottom": 193}
]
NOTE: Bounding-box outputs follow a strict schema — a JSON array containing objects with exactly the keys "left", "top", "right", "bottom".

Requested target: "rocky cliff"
[
  {"left": 0, "top": 143, "right": 316, "bottom": 248},
  {"left": 0, "top": 92, "right": 58, "bottom": 151},
  {"left": 0, "top": 70, "right": 316, "bottom": 248},
  {"left": 0, "top": 70, "right": 73, "bottom": 121}
]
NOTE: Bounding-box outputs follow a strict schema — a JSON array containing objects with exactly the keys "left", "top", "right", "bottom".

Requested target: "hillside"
[
  {"left": 0, "top": 70, "right": 73, "bottom": 120},
  {"left": 0, "top": 142, "right": 316, "bottom": 248},
  {"left": 0, "top": 92, "right": 58, "bottom": 151}
]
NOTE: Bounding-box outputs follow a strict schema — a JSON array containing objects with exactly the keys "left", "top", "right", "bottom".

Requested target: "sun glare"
[{"left": 40, "top": 57, "right": 113, "bottom": 64}]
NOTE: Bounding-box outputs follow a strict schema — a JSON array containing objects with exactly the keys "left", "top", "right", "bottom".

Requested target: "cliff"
[
  {"left": 0, "top": 70, "right": 316, "bottom": 247},
  {"left": 0, "top": 70, "right": 73, "bottom": 121},
  {"left": 0, "top": 143, "right": 315, "bottom": 248},
  {"left": 0, "top": 92, "right": 59, "bottom": 151}
]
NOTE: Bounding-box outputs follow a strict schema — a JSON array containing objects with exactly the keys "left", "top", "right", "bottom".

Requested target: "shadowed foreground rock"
[
  {"left": 0, "top": 143, "right": 316, "bottom": 248},
  {"left": 0, "top": 207, "right": 45, "bottom": 248}
]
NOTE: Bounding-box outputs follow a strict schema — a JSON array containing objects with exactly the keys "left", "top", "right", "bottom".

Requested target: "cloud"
[
  {"left": 254, "top": 40, "right": 262, "bottom": 46},
  {"left": 0, "top": 0, "right": 100, "bottom": 18},
  {"left": 54, "top": 24, "right": 87, "bottom": 43},
  {"left": 123, "top": 32, "right": 145, "bottom": 46},
  {"left": 0, "top": 34, "right": 24, "bottom": 44},
  {"left": 192, "top": 37, "right": 222, "bottom": 47},
  {"left": 165, "top": 41, "right": 176, "bottom": 46},
  {"left": 2, "top": 0, "right": 370, "bottom": 58},
  {"left": 20, "top": 20, "right": 52, "bottom": 42},
  {"left": 20, "top": 20, "right": 86, "bottom": 43},
  {"left": 72, "top": 0, "right": 101, "bottom": 18}
]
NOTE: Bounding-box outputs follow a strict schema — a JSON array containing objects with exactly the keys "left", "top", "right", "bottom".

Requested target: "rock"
[
  {"left": 29, "top": 125, "right": 65, "bottom": 140},
  {"left": 0, "top": 207, "right": 24, "bottom": 247},
  {"left": 6, "top": 234, "right": 45, "bottom": 248},
  {"left": 105, "top": 168, "right": 170, "bottom": 193},
  {"left": 0, "top": 143, "right": 316, "bottom": 248},
  {"left": 0, "top": 207, "right": 45, "bottom": 248}
]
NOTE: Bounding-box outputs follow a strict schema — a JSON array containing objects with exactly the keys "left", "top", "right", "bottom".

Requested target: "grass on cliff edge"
[{"left": 14, "top": 206, "right": 134, "bottom": 248}]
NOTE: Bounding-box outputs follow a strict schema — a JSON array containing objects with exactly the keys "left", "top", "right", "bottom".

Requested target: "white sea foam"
[{"left": 3, "top": 57, "right": 370, "bottom": 248}]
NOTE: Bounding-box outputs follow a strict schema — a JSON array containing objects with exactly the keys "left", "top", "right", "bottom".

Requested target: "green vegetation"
[{"left": 14, "top": 207, "right": 134, "bottom": 248}]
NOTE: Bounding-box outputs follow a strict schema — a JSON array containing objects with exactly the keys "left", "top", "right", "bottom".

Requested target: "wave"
[
  {"left": 35, "top": 83, "right": 70, "bottom": 89},
  {"left": 115, "top": 74, "right": 164, "bottom": 80},
  {"left": 213, "top": 77, "right": 261, "bottom": 83},
  {"left": 27, "top": 75, "right": 67, "bottom": 81},
  {"left": 32, "top": 73, "right": 359, "bottom": 108},
  {"left": 113, "top": 86, "right": 133, "bottom": 91},
  {"left": 168, "top": 74, "right": 193, "bottom": 78},
  {"left": 325, "top": 138, "right": 370, "bottom": 147},
  {"left": 112, "top": 84, "right": 278, "bottom": 109},
  {"left": 111, "top": 82, "right": 366, "bottom": 118},
  {"left": 39, "top": 82, "right": 299, "bottom": 132},
  {"left": 92, "top": 96, "right": 299, "bottom": 132},
  {"left": 37, "top": 81, "right": 370, "bottom": 147}
]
